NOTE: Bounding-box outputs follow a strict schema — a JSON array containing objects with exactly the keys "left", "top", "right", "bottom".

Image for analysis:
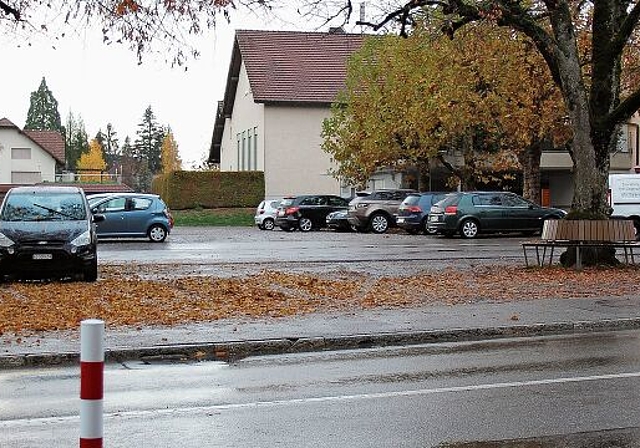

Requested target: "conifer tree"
[
  {"left": 160, "top": 129, "right": 182, "bottom": 173},
  {"left": 25, "top": 77, "right": 64, "bottom": 134},
  {"left": 64, "top": 112, "right": 89, "bottom": 171},
  {"left": 95, "top": 123, "right": 120, "bottom": 171},
  {"left": 134, "top": 106, "right": 165, "bottom": 175}
]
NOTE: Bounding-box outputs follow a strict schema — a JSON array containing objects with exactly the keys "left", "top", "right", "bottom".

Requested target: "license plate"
[
  {"left": 429, "top": 215, "right": 439, "bottom": 222},
  {"left": 33, "top": 253, "right": 53, "bottom": 260},
  {"left": 396, "top": 217, "right": 405, "bottom": 223}
]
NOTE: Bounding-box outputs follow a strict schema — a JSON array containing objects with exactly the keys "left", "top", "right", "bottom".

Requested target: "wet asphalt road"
[
  {"left": 2, "top": 330, "right": 640, "bottom": 447},
  {"left": 96, "top": 226, "right": 526, "bottom": 276}
]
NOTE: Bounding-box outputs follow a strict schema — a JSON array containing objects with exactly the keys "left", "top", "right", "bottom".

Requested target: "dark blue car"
[{"left": 395, "top": 192, "right": 450, "bottom": 234}]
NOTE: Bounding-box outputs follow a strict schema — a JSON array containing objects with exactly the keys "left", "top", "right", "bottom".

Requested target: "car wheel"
[
  {"left": 262, "top": 218, "right": 275, "bottom": 231},
  {"left": 148, "top": 224, "right": 168, "bottom": 242},
  {"left": 299, "top": 217, "right": 313, "bottom": 232},
  {"left": 460, "top": 219, "right": 479, "bottom": 239},
  {"left": 83, "top": 259, "right": 98, "bottom": 282},
  {"left": 369, "top": 213, "right": 390, "bottom": 234}
]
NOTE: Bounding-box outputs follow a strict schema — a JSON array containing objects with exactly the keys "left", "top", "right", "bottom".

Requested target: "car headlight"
[
  {"left": 71, "top": 230, "right": 92, "bottom": 247},
  {"left": 0, "top": 231, "right": 15, "bottom": 248},
  {"left": 355, "top": 203, "right": 369, "bottom": 209}
]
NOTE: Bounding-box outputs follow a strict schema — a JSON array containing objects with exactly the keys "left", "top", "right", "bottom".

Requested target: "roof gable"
[
  {"left": 0, "top": 117, "right": 65, "bottom": 164},
  {"left": 210, "top": 30, "right": 367, "bottom": 163},
  {"left": 236, "top": 30, "right": 365, "bottom": 104}
]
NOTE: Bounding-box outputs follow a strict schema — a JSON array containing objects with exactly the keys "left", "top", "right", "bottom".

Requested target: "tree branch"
[
  {"left": 612, "top": 0, "right": 640, "bottom": 57},
  {"left": 0, "top": 0, "right": 20, "bottom": 20},
  {"left": 606, "top": 88, "right": 640, "bottom": 129}
]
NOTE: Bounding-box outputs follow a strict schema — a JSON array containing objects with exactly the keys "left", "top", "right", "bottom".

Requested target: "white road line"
[{"left": 3, "top": 370, "right": 640, "bottom": 427}]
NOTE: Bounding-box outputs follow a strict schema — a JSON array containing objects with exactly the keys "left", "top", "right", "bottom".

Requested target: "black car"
[
  {"left": 275, "top": 195, "right": 350, "bottom": 231},
  {"left": 427, "top": 191, "right": 567, "bottom": 238},
  {"left": 0, "top": 186, "right": 104, "bottom": 282},
  {"left": 396, "top": 192, "right": 450, "bottom": 234}
]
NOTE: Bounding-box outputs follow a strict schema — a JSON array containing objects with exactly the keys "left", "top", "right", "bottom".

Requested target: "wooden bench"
[{"left": 522, "top": 219, "right": 639, "bottom": 268}]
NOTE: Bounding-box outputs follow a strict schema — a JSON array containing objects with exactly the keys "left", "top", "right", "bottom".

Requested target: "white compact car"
[{"left": 254, "top": 199, "right": 281, "bottom": 230}]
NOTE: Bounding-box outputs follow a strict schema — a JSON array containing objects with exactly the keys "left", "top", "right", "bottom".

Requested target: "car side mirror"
[{"left": 93, "top": 213, "right": 105, "bottom": 223}]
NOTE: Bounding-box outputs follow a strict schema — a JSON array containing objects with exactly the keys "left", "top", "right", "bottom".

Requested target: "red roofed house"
[
  {"left": 209, "top": 29, "right": 406, "bottom": 199},
  {"left": 0, "top": 117, "right": 134, "bottom": 200},
  {"left": 0, "top": 117, "right": 65, "bottom": 185}
]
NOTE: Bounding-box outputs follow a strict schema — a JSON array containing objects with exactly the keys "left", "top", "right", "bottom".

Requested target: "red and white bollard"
[{"left": 80, "top": 319, "right": 104, "bottom": 448}]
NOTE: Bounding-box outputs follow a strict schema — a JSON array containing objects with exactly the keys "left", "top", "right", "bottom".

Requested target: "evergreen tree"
[
  {"left": 160, "top": 129, "right": 182, "bottom": 173},
  {"left": 134, "top": 106, "right": 165, "bottom": 175},
  {"left": 25, "top": 77, "right": 64, "bottom": 133},
  {"left": 64, "top": 112, "right": 89, "bottom": 171},
  {"left": 95, "top": 123, "right": 120, "bottom": 171}
]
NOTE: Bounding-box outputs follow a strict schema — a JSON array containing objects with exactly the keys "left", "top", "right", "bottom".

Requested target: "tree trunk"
[
  {"left": 546, "top": 4, "right": 610, "bottom": 217},
  {"left": 519, "top": 142, "right": 542, "bottom": 204}
]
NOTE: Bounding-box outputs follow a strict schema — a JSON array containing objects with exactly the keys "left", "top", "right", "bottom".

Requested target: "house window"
[
  {"left": 236, "top": 134, "right": 241, "bottom": 170},
  {"left": 11, "top": 148, "right": 31, "bottom": 160},
  {"left": 253, "top": 127, "right": 258, "bottom": 170},
  {"left": 247, "top": 132, "right": 252, "bottom": 171},
  {"left": 242, "top": 131, "right": 246, "bottom": 170},
  {"left": 11, "top": 171, "right": 41, "bottom": 184}
]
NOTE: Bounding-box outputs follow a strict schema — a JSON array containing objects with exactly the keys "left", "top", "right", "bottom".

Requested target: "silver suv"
[{"left": 347, "top": 189, "right": 417, "bottom": 233}]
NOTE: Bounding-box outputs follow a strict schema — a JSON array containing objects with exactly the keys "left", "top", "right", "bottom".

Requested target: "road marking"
[{"left": 3, "top": 370, "right": 640, "bottom": 427}]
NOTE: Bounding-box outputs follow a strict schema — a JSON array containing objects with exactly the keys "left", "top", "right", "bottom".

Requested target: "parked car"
[
  {"left": 347, "top": 189, "right": 417, "bottom": 233},
  {"left": 87, "top": 193, "right": 173, "bottom": 242},
  {"left": 396, "top": 192, "right": 450, "bottom": 234},
  {"left": 326, "top": 210, "right": 352, "bottom": 231},
  {"left": 275, "top": 195, "right": 350, "bottom": 232},
  {"left": 254, "top": 199, "right": 281, "bottom": 230},
  {"left": 0, "top": 186, "right": 104, "bottom": 282},
  {"left": 427, "top": 191, "right": 567, "bottom": 239}
]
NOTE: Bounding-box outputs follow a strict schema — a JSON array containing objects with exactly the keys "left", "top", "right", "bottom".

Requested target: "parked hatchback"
[
  {"left": 87, "top": 193, "right": 173, "bottom": 242},
  {"left": 347, "top": 189, "right": 417, "bottom": 233},
  {"left": 427, "top": 191, "right": 567, "bottom": 238},
  {"left": 396, "top": 192, "right": 450, "bottom": 234},
  {"left": 254, "top": 199, "right": 281, "bottom": 230},
  {"left": 275, "top": 195, "right": 350, "bottom": 231},
  {"left": 0, "top": 186, "right": 104, "bottom": 282}
]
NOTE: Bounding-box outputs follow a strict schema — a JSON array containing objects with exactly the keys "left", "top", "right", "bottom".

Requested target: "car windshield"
[{"left": 1, "top": 192, "right": 87, "bottom": 221}]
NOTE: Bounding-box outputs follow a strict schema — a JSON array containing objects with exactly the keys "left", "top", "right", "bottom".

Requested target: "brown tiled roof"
[
  {"left": 0, "top": 118, "right": 18, "bottom": 128},
  {"left": 236, "top": 30, "right": 365, "bottom": 104},
  {"left": 0, "top": 183, "right": 134, "bottom": 196},
  {"left": 0, "top": 117, "right": 65, "bottom": 164},
  {"left": 23, "top": 130, "right": 65, "bottom": 164},
  {"left": 209, "top": 29, "right": 367, "bottom": 163}
]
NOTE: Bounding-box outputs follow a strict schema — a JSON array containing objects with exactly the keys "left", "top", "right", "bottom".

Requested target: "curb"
[{"left": 2, "top": 317, "right": 640, "bottom": 369}]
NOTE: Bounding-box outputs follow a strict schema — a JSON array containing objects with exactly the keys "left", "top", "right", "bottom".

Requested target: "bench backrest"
[{"left": 541, "top": 219, "right": 635, "bottom": 242}]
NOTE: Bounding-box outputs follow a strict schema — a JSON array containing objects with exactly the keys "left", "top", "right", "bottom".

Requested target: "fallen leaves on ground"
[{"left": 1, "top": 265, "right": 640, "bottom": 335}]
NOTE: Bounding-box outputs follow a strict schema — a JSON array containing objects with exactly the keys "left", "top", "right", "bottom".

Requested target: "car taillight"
[
  {"left": 285, "top": 206, "right": 300, "bottom": 215},
  {"left": 164, "top": 210, "right": 174, "bottom": 227},
  {"left": 444, "top": 205, "right": 458, "bottom": 215},
  {"left": 259, "top": 210, "right": 265, "bottom": 214},
  {"left": 407, "top": 206, "right": 422, "bottom": 213}
]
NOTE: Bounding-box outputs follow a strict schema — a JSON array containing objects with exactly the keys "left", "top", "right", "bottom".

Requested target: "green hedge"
[{"left": 152, "top": 171, "right": 264, "bottom": 210}]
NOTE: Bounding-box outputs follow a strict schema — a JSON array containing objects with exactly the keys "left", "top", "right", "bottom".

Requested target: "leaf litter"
[{"left": 1, "top": 264, "right": 640, "bottom": 336}]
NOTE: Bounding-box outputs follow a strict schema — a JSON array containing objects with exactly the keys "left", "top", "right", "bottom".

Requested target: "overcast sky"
[{"left": 2, "top": 5, "right": 359, "bottom": 169}]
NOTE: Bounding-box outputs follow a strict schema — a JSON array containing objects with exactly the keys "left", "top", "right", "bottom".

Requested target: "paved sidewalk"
[{"left": 2, "top": 294, "right": 640, "bottom": 368}]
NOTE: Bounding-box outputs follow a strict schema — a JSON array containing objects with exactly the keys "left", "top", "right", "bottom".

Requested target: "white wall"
[
  {"left": 219, "top": 62, "right": 264, "bottom": 172},
  {"left": 0, "top": 128, "right": 57, "bottom": 184},
  {"left": 264, "top": 105, "right": 341, "bottom": 199}
]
